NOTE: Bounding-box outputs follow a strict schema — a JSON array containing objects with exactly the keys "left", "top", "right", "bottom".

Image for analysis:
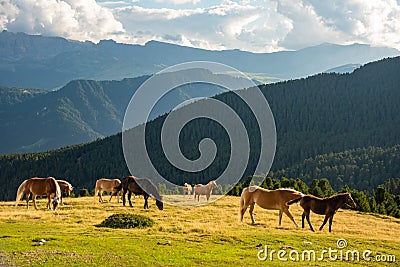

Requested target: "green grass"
[{"left": 0, "top": 196, "right": 399, "bottom": 266}]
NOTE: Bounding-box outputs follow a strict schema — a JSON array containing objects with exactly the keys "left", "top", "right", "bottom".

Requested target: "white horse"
[
  {"left": 194, "top": 180, "right": 217, "bottom": 201},
  {"left": 183, "top": 183, "right": 192, "bottom": 196},
  {"left": 94, "top": 178, "right": 122, "bottom": 203}
]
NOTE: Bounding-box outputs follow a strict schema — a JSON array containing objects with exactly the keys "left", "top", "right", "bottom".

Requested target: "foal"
[{"left": 287, "top": 192, "right": 356, "bottom": 232}]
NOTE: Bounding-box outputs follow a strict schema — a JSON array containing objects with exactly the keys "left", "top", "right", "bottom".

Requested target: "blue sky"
[{"left": 1, "top": 0, "right": 400, "bottom": 52}]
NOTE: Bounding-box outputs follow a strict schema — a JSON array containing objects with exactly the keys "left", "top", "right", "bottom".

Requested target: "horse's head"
[
  {"left": 344, "top": 193, "right": 357, "bottom": 208},
  {"left": 156, "top": 199, "right": 164, "bottom": 210},
  {"left": 66, "top": 185, "right": 74, "bottom": 196},
  {"left": 52, "top": 197, "right": 60, "bottom": 210},
  {"left": 211, "top": 180, "right": 217, "bottom": 188}
]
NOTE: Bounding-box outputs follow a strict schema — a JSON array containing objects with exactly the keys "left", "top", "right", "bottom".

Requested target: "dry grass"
[{"left": 0, "top": 195, "right": 399, "bottom": 266}]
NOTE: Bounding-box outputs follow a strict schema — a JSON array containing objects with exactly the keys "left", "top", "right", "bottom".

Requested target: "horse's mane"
[
  {"left": 248, "top": 186, "right": 260, "bottom": 192},
  {"left": 327, "top": 192, "right": 350, "bottom": 200},
  {"left": 49, "top": 177, "right": 61, "bottom": 198},
  {"left": 277, "top": 188, "right": 304, "bottom": 195}
]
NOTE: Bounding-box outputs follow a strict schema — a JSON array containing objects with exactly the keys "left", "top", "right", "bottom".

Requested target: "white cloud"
[
  {"left": 273, "top": 0, "right": 400, "bottom": 50},
  {"left": 0, "top": 0, "right": 125, "bottom": 42},
  {"left": 113, "top": 1, "right": 292, "bottom": 52},
  {"left": 1, "top": 0, "right": 400, "bottom": 52},
  {"left": 155, "top": 0, "right": 201, "bottom": 5}
]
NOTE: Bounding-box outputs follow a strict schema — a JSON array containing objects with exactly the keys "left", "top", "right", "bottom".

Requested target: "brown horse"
[
  {"left": 115, "top": 176, "right": 163, "bottom": 210},
  {"left": 94, "top": 178, "right": 122, "bottom": 203},
  {"left": 194, "top": 181, "right": 217, "bottom": 201},
  {"left": 56, "top": 180, "right": 73, "bottom": 205},
  {"left": 287, "top": 192, "right": 357, "bottom": 232},
  {"left": 15, "top": 177, "right": 61, "bottom": 210},
  {"left": 240, "top": 186, "right": 304, "bottom": 227}
]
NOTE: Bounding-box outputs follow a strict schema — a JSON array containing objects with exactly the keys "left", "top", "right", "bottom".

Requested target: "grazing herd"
[{"left": 14, "top": 176, "right": 356, "bottom": 232}]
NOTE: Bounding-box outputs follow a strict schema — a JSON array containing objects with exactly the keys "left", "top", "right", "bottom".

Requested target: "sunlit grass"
[{"left": 0, "top": 196, "right": 399, "bottom": 266}]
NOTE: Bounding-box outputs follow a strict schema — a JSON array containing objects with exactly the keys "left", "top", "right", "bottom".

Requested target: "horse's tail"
[
  {"left": 15, "top": 179, "right": 28, "bottom": 206},
  {"left": 287, "top": 196, "right": 303, "bottom": 206},
  {"left": 114, "top": 183, "right": 122, "bottom": 192},
  {"left": 239, "top": 187, "right": 249, "bottom": 221}
]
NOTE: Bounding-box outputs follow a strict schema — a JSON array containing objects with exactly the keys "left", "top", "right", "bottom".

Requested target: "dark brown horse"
[
  {"left": 115, "top": 176, "right": 163, "bottom": 210},
  {"left": 287, "top": 192, "right": 356, "bottom": 232}
]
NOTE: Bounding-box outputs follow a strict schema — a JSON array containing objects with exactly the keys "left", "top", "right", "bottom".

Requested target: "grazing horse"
[
  {"left": 15, "top": 177, "right": 61, "bottom": 210},
  {"left": 115, "top": 176, "right": 163, "bottom": 210},
  {"left": 183, "top": 183, "right": 192, "bottom": 196},
  {"left": 239, "top": 186, "right": 304, "bottom": 227},
  {"left": 287, "top": 192, "right": 357, "bottom": 232},
  {"left": 194, "top": 181, "right": 217, "bottom": 201},
  {"left": 94, "top": 178, "right": 122, "bottom": 203},
  {"left": 56, "top": 180, "right": 73, "bottom": 205}
]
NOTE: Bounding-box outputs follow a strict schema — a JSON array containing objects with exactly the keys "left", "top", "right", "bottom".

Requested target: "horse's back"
[
  {"left": 27, "top": 177, "right": 59, "bottom": 196},
  {"left": 96, "top": 178, "right": 120, "bottom": 190},
  {"left": 246, "top": 188, "right": 303, "bottom": 210}
]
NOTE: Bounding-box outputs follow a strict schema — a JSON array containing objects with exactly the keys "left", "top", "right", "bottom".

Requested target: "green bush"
[
  {"left": 78, "top": 188, "right": 90, "bottom": 197},
  {"left": 96, "top": 214, "right": 154, "bottom": 229}
]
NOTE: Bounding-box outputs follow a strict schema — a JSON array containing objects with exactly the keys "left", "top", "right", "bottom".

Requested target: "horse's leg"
[
  {"left": 282, "top": 207, "right": 299, "bottom": 228},
  {"left": 122, "top": 189, "right": 126, "bottom": 206},
  {"left": 239, "top": 201, "right": 249, "bottom": 222},
  {"left": 33, "top": 194, "right": 38, "bottom": 210},
  {"left": 143, "top": 195, "right": 149, "bottom": 209},
  {"left": 99, "top": 190, "right": 104, "bottom": 203},
  {"left": 109, "top": 191, "right": 113, "bottom": 202},
  {"left": 128, "top": 191, "right": 133, "bottom": 207},
  {"left": 278, "top": 209, "right": 283, "bottom": 226},
  {"left": 26, "top": 192, "right": 30, "bottom": 209},
  {"left": 301, "top": 212, "right": 305, "bottom": 228},
  {"left": 47, "top": 195, "right": 51, "bottom": 210},
  {"left": 249, "top": 202, "right": 256, "bottom": 224},
  {"left": 319, "top": 214, "right": 330, "bottom": 231},
  {"left": 304, "top": 210, "right": 314, "bottom": 232},
  {"left": 328, "top": 215, "right": 334, "bottom": 232}
]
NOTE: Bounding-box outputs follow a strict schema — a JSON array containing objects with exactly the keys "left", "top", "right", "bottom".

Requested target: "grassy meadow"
[{"left": 0, "top": 195, "right": 399, "bottom": 266}]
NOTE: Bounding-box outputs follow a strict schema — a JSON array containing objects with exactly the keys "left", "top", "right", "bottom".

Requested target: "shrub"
[
  {"left": 78, "top": 188, "right": 90, "bottom": 197},
  {"left": 96, "top": 213, "right": 154, "bottom": 229}
]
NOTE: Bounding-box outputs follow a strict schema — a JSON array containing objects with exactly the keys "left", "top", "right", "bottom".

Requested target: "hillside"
[
  {"left": 0, "top": 196, "right": 399, "bottom": 266},
  {"left": 0, "top": 69, "right": 240, "bottom": 154},
  {"left": 1, "top": 31, "right": 399, "bottom": 89},
  {"left": 0, "top": 57, "right": 399, "bottom": 200},
  {"left": 275, "top": 146, "right": 400, "bottom": 191}
]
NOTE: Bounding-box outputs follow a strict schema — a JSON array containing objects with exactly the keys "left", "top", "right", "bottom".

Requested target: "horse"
[
  {"left": 115, "top": 176, "right": 163, "bottom": 210},
  {"left": 287, "top": 192, "right": 357, "bottom": 232},
  {"left": 194, "top": 180, "right": 217, "bottom": 201},
  {"left": 94, "top": 178, "right": 122, "bottom": 203},
  {"left": 15, "top": 177, "right": 61, "bottom": 210},
  {"left": 239, "top": 186, "right": 304, "bottom": 227},
  {"left": 183, "top": 183, "right": 192, "bottom": 196},
  {"left": 56, "top": 180, "right": 73, "bottom": 205}
]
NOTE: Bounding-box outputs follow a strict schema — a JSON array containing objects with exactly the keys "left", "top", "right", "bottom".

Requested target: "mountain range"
[
  {"left": 0, "top": 56, "right": 399, "bottom": 200},
  {"left": 1, "top": 30, "right": 399, "bottom": 89},
  {"left": 0, "top": 69, "right": 253, "bottom": 154}
]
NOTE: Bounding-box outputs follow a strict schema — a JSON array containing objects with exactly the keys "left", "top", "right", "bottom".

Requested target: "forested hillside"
[
  {"left": 0, "top": 57, "right": 399, "bottom": 201},
  {"left": 274, "top": 145, "right": 400, "bottom": 191},
  {"left": 0, "top": 69, "right": 237, "bottom": 154}
]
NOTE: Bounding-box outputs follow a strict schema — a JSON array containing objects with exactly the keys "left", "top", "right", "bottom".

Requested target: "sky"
[{"left": 1, "top": 0, "right": 400, "bottom": 53}]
